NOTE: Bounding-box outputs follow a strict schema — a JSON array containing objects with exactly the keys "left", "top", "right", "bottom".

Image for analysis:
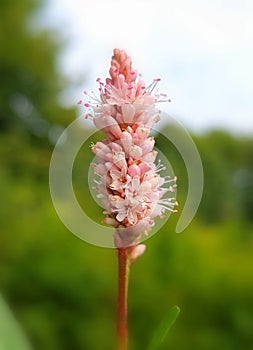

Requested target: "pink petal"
[{"left": 121, "top": 104, "right": 135, "bottom": 123}]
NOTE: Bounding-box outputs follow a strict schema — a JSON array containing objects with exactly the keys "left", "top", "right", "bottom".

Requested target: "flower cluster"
[{"left": 82, "top": 49, "right": 177, "bottom": 246}]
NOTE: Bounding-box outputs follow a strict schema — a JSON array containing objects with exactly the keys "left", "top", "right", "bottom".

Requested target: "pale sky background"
[{"left": 41, "top": 0, "right": 253, "bottom": 134}]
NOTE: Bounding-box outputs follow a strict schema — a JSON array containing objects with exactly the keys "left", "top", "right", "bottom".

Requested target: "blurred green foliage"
[{"left": 0, "top": 1, "right": 253, "bottom": 350}]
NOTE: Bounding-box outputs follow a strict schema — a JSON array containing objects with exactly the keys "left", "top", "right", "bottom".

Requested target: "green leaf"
[
  {"left": 0, "top": 294, "right": 32, "bottom": 350},
  {"left": 147, "top": 305, "right": 180, "bottom": 350}
]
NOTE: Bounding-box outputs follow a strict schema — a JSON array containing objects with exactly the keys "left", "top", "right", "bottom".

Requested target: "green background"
[{"left": 0, "top": 1, "right": 252, "bottom": 349}]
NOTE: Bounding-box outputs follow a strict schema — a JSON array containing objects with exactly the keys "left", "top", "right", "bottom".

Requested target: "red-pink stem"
[{"left": 117, "top": 247, "right": 130, "bottom": 350}]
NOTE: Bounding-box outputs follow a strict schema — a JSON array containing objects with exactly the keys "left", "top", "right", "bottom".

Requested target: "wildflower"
[{"left": 85, "top": 49, "right": 177, "bottom": 247}]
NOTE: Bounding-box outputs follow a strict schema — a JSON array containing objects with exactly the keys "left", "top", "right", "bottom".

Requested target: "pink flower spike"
[
  {"left": 83, "top": 49, "right": 178, "bottom": 247},
  {"left": 79, "top": 49, "right": 181, "bottom": 350}
]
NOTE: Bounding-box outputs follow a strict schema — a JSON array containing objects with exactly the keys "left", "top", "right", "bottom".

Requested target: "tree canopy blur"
[
  {"left": 0, "top": 0, "right": 75, "bottom": 182},
  {"left": 0, "top": 0, "right": 73, "bottom": 137},
  {"left": 0, "top": 1, "right": 253, "bottom": 350}
]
